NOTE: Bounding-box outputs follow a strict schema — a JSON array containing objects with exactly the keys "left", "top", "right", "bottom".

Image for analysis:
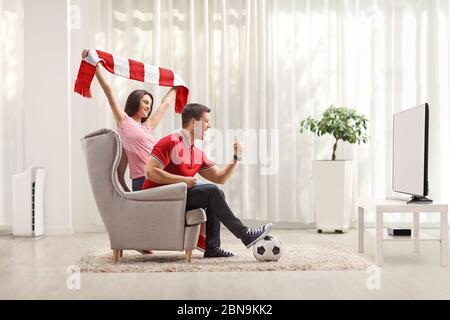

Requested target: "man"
[{"left": 142, "top": 103, "right": 272, "bottom": 258}]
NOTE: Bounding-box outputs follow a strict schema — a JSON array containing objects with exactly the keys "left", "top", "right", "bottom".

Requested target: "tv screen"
[{"left": 392, "top": 103, "right": 430, "bottom": 202}]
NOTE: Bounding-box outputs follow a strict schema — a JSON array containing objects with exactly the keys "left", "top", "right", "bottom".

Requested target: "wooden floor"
[{"left": 1, "top": 229, "right": 450, "bottom": 299}]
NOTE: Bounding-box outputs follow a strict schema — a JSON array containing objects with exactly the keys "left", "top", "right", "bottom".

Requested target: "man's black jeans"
[{"left": 186, "top": 183, "right": 247, "bottom": 249}]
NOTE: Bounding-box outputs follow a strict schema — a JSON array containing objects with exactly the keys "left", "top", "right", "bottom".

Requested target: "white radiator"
[{"left": 12, "top": 167, "right": 46, "bottom": 238}]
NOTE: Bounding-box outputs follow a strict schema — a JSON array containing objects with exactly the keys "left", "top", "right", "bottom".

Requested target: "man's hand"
[
  {"left": 184, "top": 177, "right": 197, "bottom": 188},
  {"left": 199, "top": 139, "right": 243, "bottom": 184},
  {"left": 146, "top": 159, "right": 199, "bottom": 187}
]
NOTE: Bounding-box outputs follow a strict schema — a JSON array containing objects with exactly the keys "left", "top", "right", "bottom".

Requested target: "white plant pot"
[{"left": 313, "top": 160, "right": 352, "bottom": 232}]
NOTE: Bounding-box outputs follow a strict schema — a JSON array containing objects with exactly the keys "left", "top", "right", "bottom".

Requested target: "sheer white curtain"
[
  {"left": 86, "top": 0, "right": 450, "bottom": 225},
  {"left": 0, "top": 0, "right": 23, "bottom": 229}
]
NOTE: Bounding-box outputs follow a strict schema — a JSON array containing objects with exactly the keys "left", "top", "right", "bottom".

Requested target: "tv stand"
[
  {"left": 407, "top": 195, "right": 433, "bottom": 204},
  {"left": 358, "top": 199, "right": 448, "bottom": 267}
]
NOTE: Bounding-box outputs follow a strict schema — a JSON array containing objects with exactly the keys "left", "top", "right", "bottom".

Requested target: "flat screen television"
[{"left": 392, "top": 103, "right": 432, "bottom": 203}]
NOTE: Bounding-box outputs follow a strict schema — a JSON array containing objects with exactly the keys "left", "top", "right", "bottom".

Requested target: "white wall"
[
  {"left": 7, "top": 0, "right": 450, "bottom": 233},
  {"left": 16, "top": 0, "right": 110, "bottom": 233},
  {"left": 23, "top": 0, "right": 73, "bottom": 234},
  {"left": 70, "top": 0, "right": 110, "bottom": 232},
  {"left": 12, "top": 0, "right": 118, "bottom": 233},
  {"left": 0, "top": 0, "right": 24, "bottom": 229}
]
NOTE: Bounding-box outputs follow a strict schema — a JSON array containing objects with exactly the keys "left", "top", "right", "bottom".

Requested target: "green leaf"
[{"left": 298, "top": 105, "right": 370, "bottom": 159}]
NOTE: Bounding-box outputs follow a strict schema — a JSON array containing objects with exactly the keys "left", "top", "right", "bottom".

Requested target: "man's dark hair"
[{"left": 181, "top": 103, "right": 211, "bottom": 128}]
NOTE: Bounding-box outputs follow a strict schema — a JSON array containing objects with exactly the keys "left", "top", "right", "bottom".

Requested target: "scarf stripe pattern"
[{"left": 74, "top": 49, "right": 189, "bottom": 113}]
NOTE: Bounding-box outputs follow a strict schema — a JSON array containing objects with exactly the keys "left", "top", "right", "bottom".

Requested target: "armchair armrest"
[
  {"left": 122, "top": 182, "right": 187, "bottom": 201},
  {"left": 186, "top": 208, "right": 206, "bottom": 225}
]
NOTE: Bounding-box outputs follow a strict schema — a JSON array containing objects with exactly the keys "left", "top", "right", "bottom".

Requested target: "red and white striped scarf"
[{"left": 74, "top": 49, "right": 189, "bottom": 113}]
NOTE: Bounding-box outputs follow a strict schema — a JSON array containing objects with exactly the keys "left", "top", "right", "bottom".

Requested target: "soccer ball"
[{"left": 252, "top": 235, "right": 282, "bottom": 262}]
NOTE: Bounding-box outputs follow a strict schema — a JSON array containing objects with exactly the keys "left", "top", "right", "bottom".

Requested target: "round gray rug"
[{"left": 76, "top": 244, "right": 370, "bottom": 273}]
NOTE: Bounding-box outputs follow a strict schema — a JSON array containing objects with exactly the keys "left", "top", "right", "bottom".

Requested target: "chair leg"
[
  {"left": 112, "top": 250, "right": 119, "bottom": 263},
  {"left": 186, "top": 250, "right": 192, "bottom": 263},
  {"left": 119, "top": 250, "right": 123, "bottom": 258}
]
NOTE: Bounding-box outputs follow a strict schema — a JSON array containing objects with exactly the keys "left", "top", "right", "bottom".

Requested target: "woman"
[
  {"left": 82, "top": 50, "right": 206, "bottom": 252},
  {"left": 82, "top": 49, "right": 177, "bottom": 191}
]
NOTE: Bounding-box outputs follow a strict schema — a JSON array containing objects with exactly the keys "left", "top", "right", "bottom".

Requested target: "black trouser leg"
[
  {"left": 186, "top": 184, "right": 247, "bottom": 249},
  {"left": 205, "top": 213, "right": 221, "bottom": 249}
]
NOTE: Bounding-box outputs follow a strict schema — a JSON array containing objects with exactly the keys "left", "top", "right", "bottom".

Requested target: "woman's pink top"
[{"left": 117, "top": 114, "right": 156, "bottom": 179}]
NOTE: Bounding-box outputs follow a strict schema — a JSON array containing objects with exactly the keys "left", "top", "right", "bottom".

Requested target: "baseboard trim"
[
  {"left": 44, "top": 226, "right": 74, "bottom": 235},
  {"left": 0, "top": 225, "right": 12, "bottom": 236},
  {"left": 240, "top": 219, "right": 316, "bottom": 229},
  {"left": 73, "top": 224, "right": 106, "bottom": 233},
  {"left": 68, "top": 221, "right": 450, "bottom": 234},
  {"left": 1, "top": 225, "right": 75, "bottom": 236}
]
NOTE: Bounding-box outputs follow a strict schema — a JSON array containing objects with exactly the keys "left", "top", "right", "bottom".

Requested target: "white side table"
[{"left": 358, "top": 199, "right": 448, "bottom": 267}]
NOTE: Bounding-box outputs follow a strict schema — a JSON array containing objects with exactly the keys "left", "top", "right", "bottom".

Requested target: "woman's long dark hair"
[{"left": 124, "top": 89, "right": 154, "bottom": 123}]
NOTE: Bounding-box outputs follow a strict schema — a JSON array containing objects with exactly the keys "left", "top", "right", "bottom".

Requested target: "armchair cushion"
[{"left": 123, "top": 182, "right": 187, "bottom": 201}]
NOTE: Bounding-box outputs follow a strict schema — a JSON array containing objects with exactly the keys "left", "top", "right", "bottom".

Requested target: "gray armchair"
[{"left": 81, "top": 129, "right": 206, "bottom": 263}]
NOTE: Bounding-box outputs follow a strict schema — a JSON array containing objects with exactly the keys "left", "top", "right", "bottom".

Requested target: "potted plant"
[{"left": 300, "top": 105, "right": 368, "bottom": 233}]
